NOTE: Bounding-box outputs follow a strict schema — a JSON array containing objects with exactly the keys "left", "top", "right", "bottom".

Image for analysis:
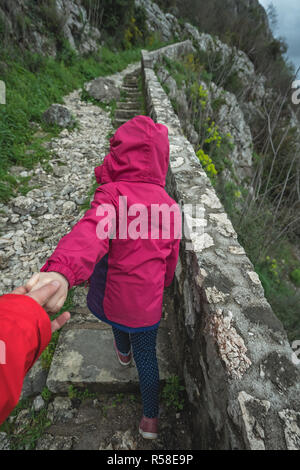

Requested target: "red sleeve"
[
  {"left": 164, "top": 237, "right": 180, "bottom": 288},
  {"left": 40, "top": 187, "right": 114, "bottom": 288},
  {"left": 0, "top": 294, "right": 51, "bottom": 425}
]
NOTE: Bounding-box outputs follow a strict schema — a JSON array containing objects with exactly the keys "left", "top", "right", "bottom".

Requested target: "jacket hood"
[{"left": 95, "top": 115, "right": 169, "bottom": 188}]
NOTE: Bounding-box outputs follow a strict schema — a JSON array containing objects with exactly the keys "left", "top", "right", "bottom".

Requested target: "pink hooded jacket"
[{"left": 41, "top": 115, "right": 181, "bottom": 331}]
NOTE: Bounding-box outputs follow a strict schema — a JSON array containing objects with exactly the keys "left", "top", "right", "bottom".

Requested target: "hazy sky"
[{"left": 259, "top": 0, "right": 300, "bottom": 75}]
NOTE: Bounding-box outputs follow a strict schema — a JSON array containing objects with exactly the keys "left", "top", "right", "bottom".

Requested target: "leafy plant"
[
  {"left": 40, "top": 330, "right": 60, "bottom": 370},
  {"left": 41, "top": 387, "right": 52, "bottom": 402},
  {"left": 290, "top": 269, "right": 300, "bottom": 287},
  {"left": 196, "top": 149, "right": 218, "bottom": 181},
  {"left": 0, "top": 398, "right": 51, "bottom": 450},
  {"left": 40, "top": 289, "right": 75, "bottom": 370},
  {"left": 67, "top": 385, "right": 96, "bottom": 401},
  {"left": 124, "top": 17, "right": 143, "bottom": 49},
  {"left": 39, "top": 0, "right": 68, "bottom": 36},
  {"left": 162, "top": 375, "right": 185, "bottom": 411},
  {"left": 111, "top": 393, "right": 125, "bottom": 407}
]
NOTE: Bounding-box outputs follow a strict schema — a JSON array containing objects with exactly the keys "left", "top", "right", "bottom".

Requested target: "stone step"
[
  {"left": 116, "top": 104, "right": 141, "bottom": 112},
  {"left": 46, "top": 324, "right": 175, "bottom": 394},
  {"left": 124, "top": 78, "right": 139, "bottom": 83},
  {"left": 122, "top": 86, "right": 139, "bottom": 93},
  {"left": 116, "top": 107, "right": 141, "bottom": 114},
  {"left": 116, "top": 101, "right": 141, "bottom": 109},
  {"left": 121, "top": 95, "right": 141, "bottom": 102},
  {"left": 113, "top": 119, "right": 128, "bottom": 128},
  {"left": 122, "top": 85, "right": 140, "bottom": 90},
  {"left": 121, "top": 88, "right": 140, "bottom": 95},
  {"left": 115, "top": 108, "right": 141, "bottom": 117},
  {"left": 124, "top": 74, "right": 140, "bottom": 80},
  {"left": 114, "top": 112, "right": 141, "bottom": 120},
  {"left": 114, "top": 113, "right": 142, "bottom": 122},
  {"left": 122, "top": 82, "right": 139, "bottom": 89},
  {"left": 113, "top": 116, "right": 140, "bottom": 125},
  {"left": 123, "top": 83, "right": 139, "bottom": 89},
  {"left": 114, "top": 110, "right": 141, "bottom": 118}
]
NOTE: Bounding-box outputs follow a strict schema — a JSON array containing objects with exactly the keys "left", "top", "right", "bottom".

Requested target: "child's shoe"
[
  {"left": 113, "top": 340, "right": 132, "bottom": 366},
  {"left": 139, "top": 416, "right": 158, "bottom": 440}
]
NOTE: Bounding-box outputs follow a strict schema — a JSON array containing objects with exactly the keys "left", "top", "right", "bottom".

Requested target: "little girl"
[{"left": 27, "top": 115, "right": 181, "bottom": 440}]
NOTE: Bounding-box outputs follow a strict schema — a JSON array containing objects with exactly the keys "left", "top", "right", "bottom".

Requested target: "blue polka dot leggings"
[{"left": 112, "top": 327, "right": 159, "bottom": 419}]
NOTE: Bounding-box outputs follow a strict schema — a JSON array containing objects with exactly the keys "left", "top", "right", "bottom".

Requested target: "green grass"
[
  {"left": 290, "top": 268, "right": 300, "bottom": 287},
  {"left": 40, "top": 288, "right": 75, "bottom": 370},
  {"left": 79, "top": 179, "right": 100, "bottom": 212},
  {"left": 137, "top": 74, "right": 147, "bottom": 115},
  {"left": 67, "top": 385, "right": 97, "bottom": 401},
  {"left": 221, "top": 185, "right": 300, "bottom": 342},
  {"left": 255, "top": 261, "right": 300, "bottom": 342},
  {"left": 0, "top": 33, "right": 174, "bottom": 203},
  {"left": 0, "top": 397, "right": 51, "bottom": 450},
  {"left": 0, "top": 45, "right": 142, "bottom": 202},
  {"left": 162, "top": 375, "right": 185, "bottom": 412}
]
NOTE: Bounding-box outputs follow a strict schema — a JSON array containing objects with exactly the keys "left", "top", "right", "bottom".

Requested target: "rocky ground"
[
  {"left": 0, "top": 289, "right": 192, "bottom": 451},
  {"left": 0, "top": 63, "right": 193, "bottom": 451}
]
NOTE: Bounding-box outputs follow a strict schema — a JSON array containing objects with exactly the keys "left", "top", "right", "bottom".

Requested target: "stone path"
[
  {"left": 114, "top": 70, "right": 143, "bottom": 128},
  {"left": 31, "top": 292, "right": 192, "bottom": 451},
  {"left": 0, "top": 63, "right": 192, "bottom": 450}
]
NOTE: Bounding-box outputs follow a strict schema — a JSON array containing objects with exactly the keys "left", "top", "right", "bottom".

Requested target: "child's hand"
[
  {"left": 25, "top": 272, "right": 69, "bottom": 314},
  {"left": 11, "top": 281, "right": 71, "bottom": 333}
]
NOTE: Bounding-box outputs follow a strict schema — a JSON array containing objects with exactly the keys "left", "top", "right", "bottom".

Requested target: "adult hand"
[
  {"left": 11, "top": 281, "right": 71, "bottom": 333},
  {"left": 24, "top": 272, "right": 69, "bottom": 315}
]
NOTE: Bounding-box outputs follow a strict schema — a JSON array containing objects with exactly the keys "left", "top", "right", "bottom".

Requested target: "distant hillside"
[{"left": 153, "top": 0, "right": 294, "bottom": 91}]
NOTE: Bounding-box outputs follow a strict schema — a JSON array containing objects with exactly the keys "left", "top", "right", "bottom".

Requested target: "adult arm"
[
  {"left": 0, "top": 282, "right": 70, "bottom": 424},
  {"left": 0, "top": 294, "right": 51, "bottom": 425}
]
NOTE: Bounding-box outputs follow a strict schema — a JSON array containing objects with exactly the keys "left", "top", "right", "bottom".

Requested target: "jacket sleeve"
[
  {"left": 164, "top": 237, "right": 180, "bottom": 288},
  {"left": 0, "top": 294, "right": 51, "bottom": 425},
  {"left": 40, "top": 187, "right": 115, "bottom": 288}
]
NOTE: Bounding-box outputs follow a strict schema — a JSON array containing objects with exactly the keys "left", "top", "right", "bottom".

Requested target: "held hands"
[
  {"left": 24, "top": 272, "right": 69, "bottom": 314},
  {"left": 11, "top": 280, "right": 71, "bottom": 333}
]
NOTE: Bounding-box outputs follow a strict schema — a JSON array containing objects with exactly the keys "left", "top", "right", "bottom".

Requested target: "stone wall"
[{"left": 141, "top": 43, "right": 300, "bottom": 450}]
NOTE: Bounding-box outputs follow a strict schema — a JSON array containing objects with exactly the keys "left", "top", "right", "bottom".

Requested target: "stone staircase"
[
  {"left": 113, "top": 70, "right": 144, "bottom": 128},
  {"left": 31, "top": 69, "right": 193, "bottom": 447},
  {"left": 46, "top": 299, "right": 176, "bottom": 394}
]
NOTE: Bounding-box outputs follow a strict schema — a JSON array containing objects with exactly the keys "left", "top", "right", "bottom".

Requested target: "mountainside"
[
  {"left": 0, "top": 0, "right": 102, "bottom": 56},
  {"left": 1, "top": 0, "right": 300, "bottom": 452},
  {"left": 0, "top": 0, "right": 271, "bottom": 57}
]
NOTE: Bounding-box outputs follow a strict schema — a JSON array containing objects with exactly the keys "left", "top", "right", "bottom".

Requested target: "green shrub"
[
  {"left": 162, "top": 375, "right": 185, "bottom": 411},
  {"left": 40, "top": 330, "right": 60, "bottom": 370},
  {"left": 290, "top": 269, "right": 300, "bottom": 287},
  {"left": 68, "top": 385, "right": 96, "bottom": 401},
  {"left": 39, "top": 0, "right": 67, "bottom": 36},
  {"left": 41, "top": 387, "right": 52, "bottom": 402},
  {"left": 0, "top": 13, "right": 7, "bottom": 40},
  {"left": 56, "top": 39, "right": 78, "bottom": 67},
  {"left": 223, "top": 70, "right": 243, "bottom": 94}
]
